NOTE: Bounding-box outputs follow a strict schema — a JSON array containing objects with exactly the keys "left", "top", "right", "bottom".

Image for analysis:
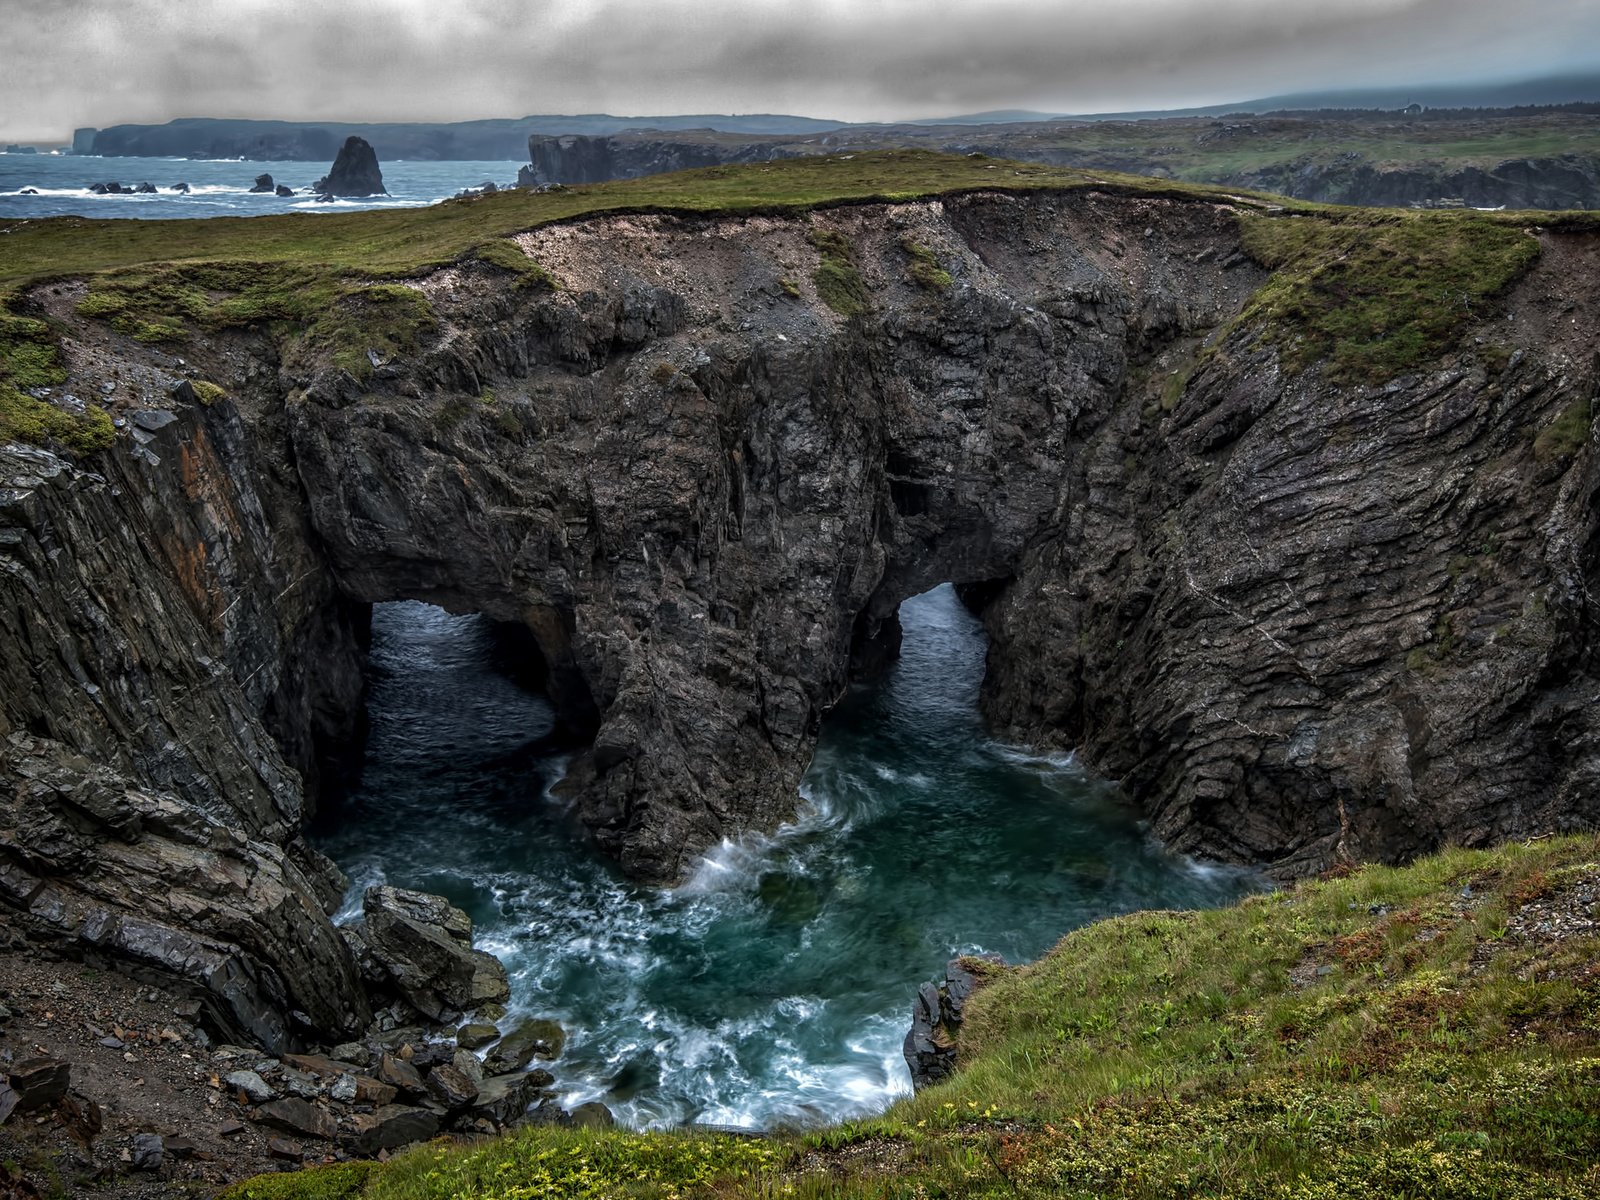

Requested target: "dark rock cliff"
[
  {"left": 3, "top": 191, "right": 1597, "bottom": 1042},
  {"left": 521, "top": 133, "right": 815, "bottom": 186}
]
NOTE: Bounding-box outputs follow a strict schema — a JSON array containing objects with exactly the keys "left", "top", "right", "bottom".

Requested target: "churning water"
[{"left": 314, "top": 586, "right": 1259, "bottom": 1130}]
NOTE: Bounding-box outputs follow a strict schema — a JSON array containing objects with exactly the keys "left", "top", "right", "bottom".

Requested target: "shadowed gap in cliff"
[
  {"left": 848, "top": 576, "right": 1011, "bottom": 687},
  {"left": 311, "top": 600, "right": 599, "bottom": 825}
]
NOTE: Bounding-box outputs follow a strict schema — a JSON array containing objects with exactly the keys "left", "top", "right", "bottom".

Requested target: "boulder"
[
  {"left": 169, "top": 182, "right": 189, "bottom": 193},
  {"left": 254, "top": 1097, "right": 336, "bottom": 1141},
  {"left": 130, "top": 1132, "right": 164, "bottom": 1171},
  {"left": 134, "top": 181, "right": 156, "bottom": 194},
  {"left": 312, "top": 136, "right": 386, "bottom": 197},
  {"left": 467, "top": 1072, "right": 548, "bottom": 1126},
  {"left": 9, "top": 1058, "right": 70, "bottom": 1110},
  {"left": 223, "top": 1069, "right": 275, "bottom": 1104},
  {"left": 376, "top": 1052, "right": 426, "bottom": 1097},
  {"left": 457, "top": 1022, "right": 499, "bottom": 1050},
  {"left": 275, "top": 184, "right": 294, "bottom": 197},
  {"left": 425, "top": 1063, "right": 479, "bottom": 1109},
  {"left": 351, "top": 1104, "right": 438, "bottom": 1155},
  {"left": 483, "top": 1018, "right": 565, "bottom": 1075},
  {"left": 570, "top": 1101, "right": 615, "bottom": 1129},
  {"left": 249, "top": 173, "right": 275, "bottom": 193},
  {"left": 361, "top": 885, "right": 510, "bottom": 1018}
]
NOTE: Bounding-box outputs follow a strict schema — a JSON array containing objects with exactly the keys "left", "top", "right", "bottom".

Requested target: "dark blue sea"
[{"left": 0, "top": 152, "right": 523, "bottom": 220}]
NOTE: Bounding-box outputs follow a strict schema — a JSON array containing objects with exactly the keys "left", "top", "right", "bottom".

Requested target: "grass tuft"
[{"left": 809, "top": 226, "right": 870, "bottom": 316}]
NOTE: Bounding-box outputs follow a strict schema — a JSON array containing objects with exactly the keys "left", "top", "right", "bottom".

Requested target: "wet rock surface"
[{"left": 903, "top": 954, "right": 1004, "bottom": 1091}]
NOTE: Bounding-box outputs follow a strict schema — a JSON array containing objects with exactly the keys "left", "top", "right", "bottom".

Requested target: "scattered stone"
[
  {"left": 376, "top": 1052, "right": 425, "bottom": 1096},
  {"left": 483, "top": 1018, "right": 565, "bottom": 1075},
  {"left": 249, "top": 173, "right": 275, "bottom": 193},
  {"left": 331, "top": 1042, "right": 370, "bottom": 1066},
  {"left": 162, "top": 1135, "right": 203, "bottom": 1160},
  {"left": 570, "top": 1101, "right": 615, "bottom": 1129},
  {"left": 99, "top": 1037, "right": 124, "bottom": 1050},
  {"left": 217, "top": 1120, "right": 246, "bottom": 1137},
  {"left": 468, "top": 1072, "right": 548, "bottom": 1126},
  {"left": 329, "top": 1074, "right": 358, "bottom": 1103},
  {"left": 63, "top": 1092, "right": 103, "bottom": 1138},
  {"left": 223, "top": 1069, "right": 274, "bottom": 1104},
  {"left": 424, "top": 1063, "right": 479, "bottom": 1109},
  {"left": 353, "top": 1076, "right": 397, "bottom": 1106},
  {"left": 9, "top": 1057, "right": 70, "bottom": 1110},
  {"left": 457, "top": 1022, "right": 499, "bottom": 1050},
  {"left": 351, "top": 1105, "right": 438, "bottom": 1156},
  {"left": 254, "top": 1097, "right": 336, "bottom": 1141},
  {"left": 279, "top": 1067, "right": 322, "bottom": 1099},
  {"left": 268, "top": 1137, "right": 303, "bottom": 1161},
  {"left": 130, "top": 1132, "right": 164, "bottom": 1171},
  {"left": 281, "top": 1053, "right": 358, "bottom": 1079},
  {"left": 134, "top": 182, "right": 157, "bottom": 194},
  {"left": 312, "top": 136, "right": 387, "bottom": 197}
]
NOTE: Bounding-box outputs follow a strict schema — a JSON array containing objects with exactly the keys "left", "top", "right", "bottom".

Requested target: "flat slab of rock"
[
  {"left": 468, "top": 1072, "right": 550, "bottom": 1126},
  {"left": 254, "top": 1097, "right": 336, "bottom": 1141},
  {"left": 9, "top": 1058, "right": 70, "bottom": 1110},
  {"left": 376, "top": 1051, "right": 426, "bottom": 1096},
  {"left": 457, "top": 1022, "right": 499, "bottom": 1050},
  {"left": 352, "top": 1104, "right": 438, "bottom": 1155}
]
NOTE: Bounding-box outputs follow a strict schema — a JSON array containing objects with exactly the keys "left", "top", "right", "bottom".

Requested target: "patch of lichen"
[{"left": 1236, "top": 210, "right": 1542, "bottom": 384}]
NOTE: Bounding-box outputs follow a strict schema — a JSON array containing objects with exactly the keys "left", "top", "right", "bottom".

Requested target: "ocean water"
[
  {"left": 313, "top": 586, "right": 1261, "bottom": 1131},
  {"left": 0, "top": 153, "right": 524, "bottom": 220}
]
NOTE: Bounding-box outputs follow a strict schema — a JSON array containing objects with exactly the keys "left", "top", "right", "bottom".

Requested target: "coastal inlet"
[{"left": 314, "top": 585, "right": 1260, "bottom": 1130}]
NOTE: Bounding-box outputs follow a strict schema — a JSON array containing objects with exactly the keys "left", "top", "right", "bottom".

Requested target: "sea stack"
[{"left": 314, "top": 135, "right": 386, "bottom": 197}]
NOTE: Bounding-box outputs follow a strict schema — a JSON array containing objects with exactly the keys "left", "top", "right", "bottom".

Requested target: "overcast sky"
[{"left": 6, "top": 0, "right": 1600, "bottom": 141}]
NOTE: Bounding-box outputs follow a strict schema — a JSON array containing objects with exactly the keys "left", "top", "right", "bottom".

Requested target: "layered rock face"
[{"left": 3, "top": 191, "right": 1597, "bottom": 1041}]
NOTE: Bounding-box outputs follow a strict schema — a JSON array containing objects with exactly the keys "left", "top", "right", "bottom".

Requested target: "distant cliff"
[{"left": 520, "top": 132, "right": 821, "bottom": 185}]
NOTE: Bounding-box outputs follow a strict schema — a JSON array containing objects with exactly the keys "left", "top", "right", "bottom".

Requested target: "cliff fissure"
[{"left": 2, "top": 188, "right": 1597, "bottom": 1052}]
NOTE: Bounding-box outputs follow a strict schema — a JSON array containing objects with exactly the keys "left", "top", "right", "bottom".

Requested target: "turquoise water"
[{"left": 315, "top": 586, "right": 1259, "bottom": 1130}]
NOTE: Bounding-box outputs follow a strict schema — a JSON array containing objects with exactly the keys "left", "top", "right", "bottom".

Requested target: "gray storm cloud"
[{"left": 4, "top": 0, "right": 1599, "bottom": 140}]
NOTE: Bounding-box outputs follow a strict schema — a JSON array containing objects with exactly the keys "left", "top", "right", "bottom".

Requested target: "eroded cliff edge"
[{"left": 3, "top": 188, "right": 1598, "bottom": 1046}]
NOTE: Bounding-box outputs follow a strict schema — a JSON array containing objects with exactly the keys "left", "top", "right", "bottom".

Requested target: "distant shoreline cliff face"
[{"left": 2, "top": 189, "right": 1597, "bottom": 1049}]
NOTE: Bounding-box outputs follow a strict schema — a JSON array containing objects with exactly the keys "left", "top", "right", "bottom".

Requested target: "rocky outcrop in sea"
[{"left": 314, "top": 136, "right": 386, "bottom": 197}]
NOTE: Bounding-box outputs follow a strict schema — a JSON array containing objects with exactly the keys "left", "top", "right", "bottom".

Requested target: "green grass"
[
  {"left": 1534, "top": 397, "right": 1593, "bottom": 462},
  {"left": 221, "top": 836, "right": 1600, "bottom": 1200},
  {"left": 1235, "top": 210, "right": 1543, "bottom": 383},
  {"left": 0, "top": 294, "right": 114, "bottom": 454},
  {"left": 901, "top": 237, "right": 953, "bottom": 292},
  {"left": 808, "top": 226, "right": 871, "bottom": 316}
]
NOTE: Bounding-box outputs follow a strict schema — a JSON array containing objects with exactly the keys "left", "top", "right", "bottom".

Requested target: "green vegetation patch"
[
  {"left": 217, "top": 1161, "right": 379, "bottom": 1200},
  {"left": 1237, "top": 211, "right": 1542, "bottom": 384},
  {"left": 470, "top": 239, "right": 559, "bottom": 291},
  {"left": 901, "top": 237, "right": 953, "bottom": 292},
  {"left": 0, "top": 295, "right": 113, "bottom": 456},
  {"left": 1533, "top": 396, "right": 1592, "bottom": 462},
  {"left": 71, "top": 263, "right": 437, "bottom": 380},
  {"left": 809, "top": 226, "right": 870, "bottom": 317}
]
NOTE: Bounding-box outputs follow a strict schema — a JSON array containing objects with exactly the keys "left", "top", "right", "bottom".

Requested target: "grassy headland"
[{"left": 217, "top": 835, "right": 1600, "bottom": 1199}]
